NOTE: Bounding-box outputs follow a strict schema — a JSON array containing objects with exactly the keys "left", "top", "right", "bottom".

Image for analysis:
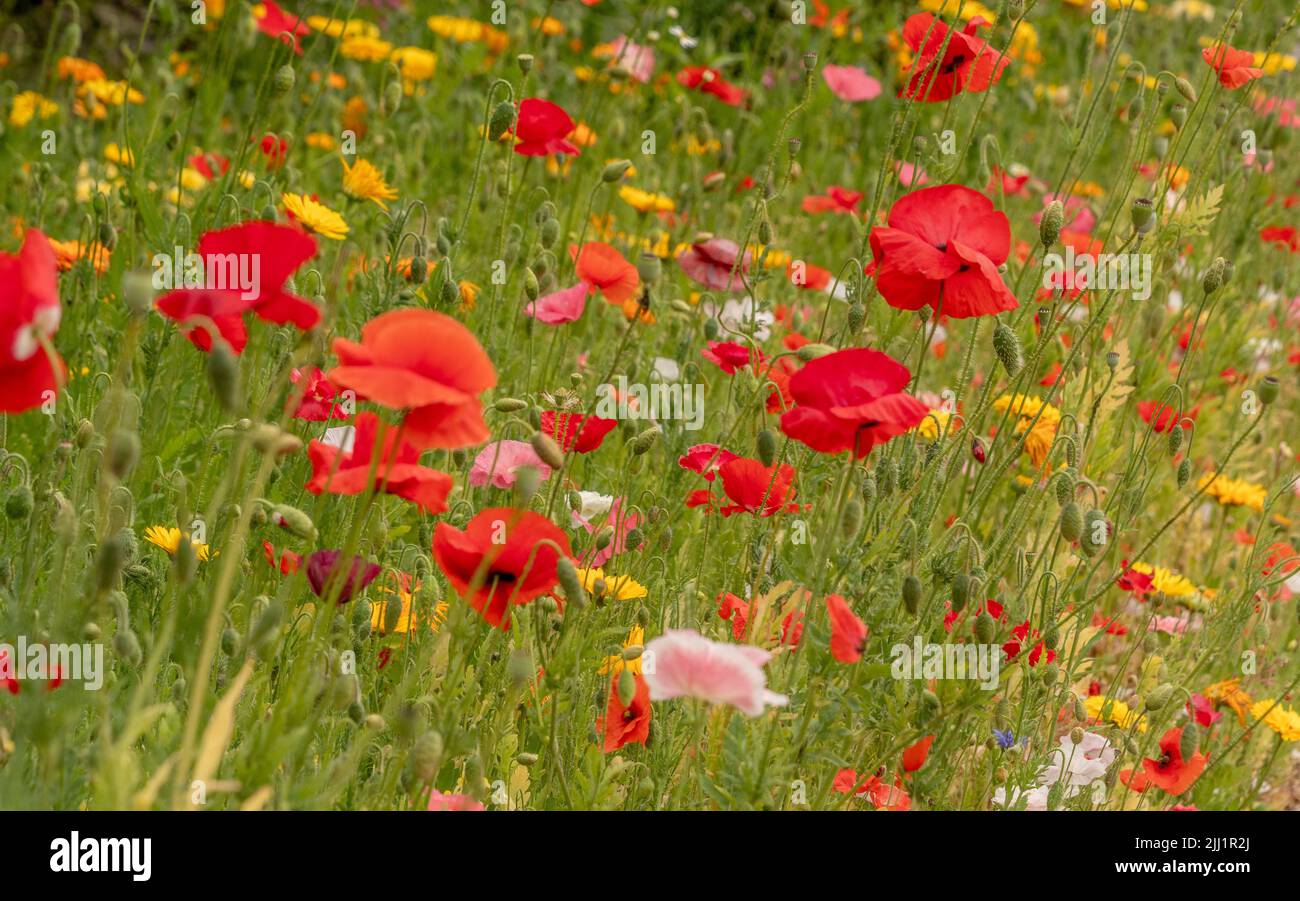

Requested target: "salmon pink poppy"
[
  {"left": 427, "top": 791, "right": 485, "bottom": 811},
  {"left": 642, "top": 628, "right": 787, "bottom": 716},
  {"left": 0, "top": 229, "right": 65, "bottom": 414},
  {"left": 676, "top": 66, "right": 746, "bottom": 106},
  {"left": 822, "top": 64, "right": 881, "bottom": 102},
  {"left": 572, "top": 242, "right": 639, "bottom": 305},
  {"left": 598, "top": 672, "right": 651, "bottom": 752},
  {"left": 1202, "top": 43, "right": 1264, "bottom": 89},
  {"left": 306, "top": 412, "right": 454, "bottom": 515},
  {"left": 328, "top": 309, "right": 496, "bottom": 451},
  {"left": 679, "top": 237, "right": 750, "bottom": 292},
  {"left": 827, "top": 594, "right": 868, "bottom": 663},
  {"left": 514, "top": 98, "right": 581, "bottom": 156},
  {"left": 901, "top": 13, "right": 1009, "bottom": 103},
  {"left": 869, "top": 184, "right": 1017, "bottom": 318},
  {"left": 524, "top": 282, "right": 588, "bottom": 324},
  {"left": 432, "top": 508, "right": 573, "bottom": 629},
  {"left": 540, "top": 410, "right": 617, "bottom": 454},
  {"left": 779, "top": 348, "right": 929, "bottom": 458},
  {"left": 469, "top": 440, "right": 552, "bottom": 489}
]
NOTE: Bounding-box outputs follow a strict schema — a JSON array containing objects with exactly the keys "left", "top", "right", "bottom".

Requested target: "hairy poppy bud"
[
  {"left": 1174, "top": 76, "right": 1197, "bottom": 103},
  {"left": 409, "top": 730, "right": 444, "bottom": 783},
  {"left": 493, "top": 397, "right": 528, "bottom": 413},
  {"left": 1144, "top": 683, "right": 1175, "bottom": 711},
  {"left": 94, "top": 531, "right": 129, "bottom": 593},
  {"left": 902, "top": 575, "right": 922, "bottom": 615},
  {"left": 269, "top": 503, "right": 317, "bottom": 541},
  {"left": 617, "top": 669, "right": 636, "bottom": 707},
  {"left": 489, "top": 100, "right": 515, "bottom": 141},
  {"left": 530, "top": 431, "right": 565, "bottom": 468},
  {"left": 975, "top": 611, "right": 996, "bottom": 643},
  {"left": 1059, "top": 501, "right": 1083, "bottom": 542},
  {"left": 106, "top": 429, "right": 140, "bottom": 480},
  {"left": 1180, "top": 723, "right": 1199, "bottom": 759},
  {"left": 951, "top": 572, "right": 970, "bottom": 613},
  {"left": 4, "top": 484, "right": 33, "bottom": 521},
  {"left": 756, "top": 428, "right": 777, "bottom": 466},
  {"left": 272, "top": 64, "right": 295, "bottom": 96},
  {"left": 205, "top": 341, "right": 240, "bottom": 412},
  {"left": 1167, "top": 423, "right": 1183, "bottom": 455},
  {"left": 840, "top": 498, "right": 863, "bottom": 542},
  {"left": 1080, "top": 509, "right": 1108, "bottom": 557},
  {"left": 1170, "top": 103, "right": 1187, "bottom": 129},
  {"left": 1176, "top": 458, "right": 1191, "bottom": 488},
  {"left": 556, "top": 556, "right": 585, "bottom": 608},
  {"left": 631, "top": 427, "right": 660, "bottom": 455},
  {"left": 796, "top": 342, "right": 836, "bottom": 361},
  {"left": 971, "top": 437, "right": 987, "bottom": 464},
  {"left": 1201, "top": 257, "right": 1227, "bottom": 294},
  {"left": 1039, "top": 200, "right": 1064, "bottom": 247},
  {"left": 992, "top": 322, "right": 1023, "bottom": 376},
  {"left": 846, "top": 301, "right": 866, "bottom": 333},
  {"left": 113, "top": 628, "right": 142, "bottom": 665}
]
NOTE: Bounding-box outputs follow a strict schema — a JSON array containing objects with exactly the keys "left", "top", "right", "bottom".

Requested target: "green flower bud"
[
  {"left": 993, "top": 322, "right": 1023, "bottom": 376},
  {"left": 601, "top": 159, "right": 633, "bottom": 183},
  {"left": 272, "top": 64, "right": 296, "bottom": 96},
  {"left": 556, "top": 556, "right": 585, "bottom": 608},
  {"left": 631, "top": 427, "right": 660, "bottom": 455},
  {"left": 1040, "top": 200, "right": 1064, "bottom": 247},
  {"left": 113, "top": 628, "right": 142, "bottom": 665},
  {"left": 1059, "top": 501, "right": 1083, "bottom": 542},
  {"left": 530, "top": 431, "right": 565, "bottom": 468},
  {"left": 975, "top": 611, "right": 996, "bottom": 643},
  {"left": 409, "top": 730, "right": 444, "bottom": 783},
  {"left": 1167, "top": 423, "right": 1184, "bottom": 455},
  {"left": 1180, "top": 723, "right": 1199, "bottom": 760},
  {"left": 902, "top": 575, "right": 922, "bottom": 615},
  {"left": 1177, "top": 458, "right": 1191, "bottom": 488},
  {"left": 493, "top": 397, "right": 529, "bottom": 412},
  {"left": 617, "top": 669, "right": 636, "bottom": 706},
  {"left": 4, "top": 485, "right": 33, "bottom": 520},
  {"left": 205, "top": 340, "right": 240, "bottom": 412},
  {"left": 840, "top": 498, "right": 863, "bottom": 542},
  {"left": 756, "top": 428, "right": 777, "bottom": 467},
  {"left": 1258, "top": 376, "right": 1279, "bottom": 406},
  {"left": 1174, "top": 76, "right": 1197, "bottom": 103},
  {"left": 268, "top": 503, "right": 316, "bottom": 541},
  {"left": 796, "top": 342, "right": 836, "bottom": 361},
  {"left": 1201, "top": 257, "right": 1227, "bottom": 295},
  {"left": 952, "top": 572, "right": 970, "bottom": 613}
]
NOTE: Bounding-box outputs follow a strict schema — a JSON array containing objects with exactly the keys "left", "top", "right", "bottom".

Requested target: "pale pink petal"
[
  {"left": 822, "top": 64, "right": 882, "bottom": 102},
  {"left": 525, "top": 282, "right": 588, "bottom": 325}
]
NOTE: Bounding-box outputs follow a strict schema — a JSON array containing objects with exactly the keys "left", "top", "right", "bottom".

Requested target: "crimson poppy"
[
  {"left": 869, "top": 184, "right": 1017, "bottom": 318},
  {"left": 1136, "top": 400, "right": 1197, "bottom": 434},
  {"left": 0, "top": 229, "right": 65, "bottom": 414},
  {"left": 701, "top": 340, "right": 757, "bottom": 374},
  {"left": 1202, "top": 43, "right": 1264, "bottom": 89},
  {"left": 306, "top": 412, "right": 454, "bottom": 514},
  {"left": 263, "top": 541, "right": 302, "bottom": 575},
  {"left": 514, "top": 98, "right": 581, "bottom": 156},
  {"left": 676, "top": 66, "right": 746, "bottom": 106},
  {"left": 540, "top": 410, "right": 617, "bottom": 454},
  {"left": 677, "top": 443, "right": 738, "bottom": 481},
  {"left": 779, "top": 348, "right": 928, "bottom": 457},
  {"left": 900, "top": 13, "right": 1009, "bottom": 103},
  {"left": 827, "top": 594, "right": 868, "bottom": 663},
  {"left": 902, "top": 735, "right": 935, "bottom": 773},
  {"left": 686, "top": 457, "right": 801, "bottom": 517},
  {"left": 432, "top": 508, "right": 573, "bottom": 629},
  {"left": 256, "top": 0, "right": 310, "bottom": 55},
  {"left": 1120, "top": 726, "right": 1208, "bottom": 796},
  {"left": 598, "top": 672, "right": 651, "bottom": 752},
  {"left": 290, "top": 367, "right": 348, "bottom": 420},
  {"left": 329, "top": 308, "right": 497, "bottom": 451},
  {"left": 572, "top": 242, "right": 639, "bottom": 304},
  {"left": 307, "top": 550, "right": 381, "bottom": 604}
]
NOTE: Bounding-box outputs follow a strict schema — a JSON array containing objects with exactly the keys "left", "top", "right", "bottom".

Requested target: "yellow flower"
[
  {"left": 56, "top": 56, "right": 106, "bottom": 84},
  {"left": 1084, "top": 695, "right": 1148, "bottom": 733},
  {"left": 79, "top": 79, "right": 144, "bottom": 106},
  {"left": 532, "top": 16, "right": 565, "bottom": 36},
  {"left": 307, "top": 16, "right": 379, "bottom": 39},
  {"left": 10, "top": 91, "right": 58, "bottom": 127},
  {"left": 458, "top": 280, "right": 481, "bottom": 311},
  {"left": 992, "top": 394, "right": 1060, "bottom": 467},
  {"left": 340, "top": 35, "right": 393, "bottom": 61},
  {"left": 372, "top": 576, "right": 447, "bottom": 635},
  {"left": 143, "top": 525, "right": 212, "bottom": 562},
  {"left": 341, "top": 157, "right": 397, "bottom": 209},
  {"left": 104, "top": 143, "right": 135, "bottom": 167},
  {"left": 599, "top": 625, "right": 645, "bottom": 675},
  {"left": 390, "top": 46, "right": 437, "bottom": 83},
  {"left": 1126, "top": 561, "right": 1196, "bottom": 598},
  {"left": 912, "top": 409, "right": 956, "bottom": 442},
  {"left": 1197, "top": 473, "right": 1267, "bottom": 512},
  {"left": 1251, "top": 699, "right": 1300, "bottom": 741},
  {"left": 1205, "top": 678, "right": 1253, "bottom": 725},
  {"left": 578, "top": 567, "right": 648, "bottom": 602},
  {"left": 306, "top": 132, "right": 337, "bottom": 151},
  {"left": 427, "top": 15, "right": 508, "bottom": 53},
  {"left": 919, "top": 0, "right": 997, "bottom": 21},
  {"left": 48, "top": 238, "right": 111, "bottom": 275},
  {"left": 282, "top": 193, "right": 350, "bottom": 240},
  {"left": 618, "top": 185, "right": 674, "bottom": 214}
]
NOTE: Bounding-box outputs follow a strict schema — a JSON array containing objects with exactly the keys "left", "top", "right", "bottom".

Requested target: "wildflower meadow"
[{"left": 2, "top": 0, "right": 1300, "bottom": 841}]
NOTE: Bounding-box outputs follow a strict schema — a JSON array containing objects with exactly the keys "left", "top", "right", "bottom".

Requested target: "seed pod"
[
  {"left": 992, "top": 322, "right": 1022, "bottom": 376},
  {"left": 530, "top": 431, "right": 565, "bottom": 468},
  {"left": 951, "top": 572, "right": 970, "bottom": 613},
  {"left": 1258, "top": 376, "right": 1279, "bottom": 406},
  {"left": 1130, "top": 197, "right": 1154, "bottom": 233},
  {"left": 1039, "top": 200, "right": 1064, "bottom": 247},
  {"left": 1059, "top": 501, "right": 1083, "bottom": 542},
  {"left": 756, "top": 428, "right": 777, "bottom": 466},
  {"left": 902, "top": 575, "right": 922, "bottom": 615},
  {"left": 1169, "top": 103, "right": 1187, "bottom": 129}
]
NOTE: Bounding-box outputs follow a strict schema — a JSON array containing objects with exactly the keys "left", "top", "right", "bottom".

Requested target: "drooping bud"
[
  {"left": 1144, "top": 683, "right": 1175, "bottom": 711},
  {"left": 840, "top": 498, "right": 862, "bottom": 542},
  {"left": 631, "top": 427, "right": 660, "bottom": 455},
  {"left": 617, "top": 669, "right": 636, "bottom": 707},
  {"left": 1176, "top": 457, "right": 1191, "bottom": 488},
  {"left": 1174, "top": 76, "right": 1197, "bottom": 103},
  {"left": 1167, "top": 423, "right": 1183, "bottom": 455},
  {"left": 602, "top": 159, "right": 633, "bottom": 183},
  {"left": 556, "top": 556, "right": 585, "bottom": 608},
  {"left": 205, "top": 341, "right": 240, "bottom": 412},
  {"left": 796, "top": 342, "right": 836, "bottom": 361},
  {"left": 1059, "top": 502, "right": 1083, "bottom": 542}
]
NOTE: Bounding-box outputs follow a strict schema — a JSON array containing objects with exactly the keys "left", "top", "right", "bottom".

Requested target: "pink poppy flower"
[
  {"left": 469, "top": 440, "right": 553, "bottom": 489},
  {"left": 427, "top": 791, "right": 485, "bottom": 811},
  {"left": 642, "top": 629, "right": 788, "bottom": 716},
  {"left": 524, "top": 283, "right": 588, "bottom": 325},
  {"left": 607, "top": 36, "right": 655, "bottom": 84},
  {"left": 679, "top": 237, "right": 751, "bottom": 292},
  {"left": 895, "top": 159, "right": 928, "bottom": 186},
  {"left": 577, "top": 497, "right": 640, "bottom": 567},
  {"left": 822, "top": 64, "right": 881, "bottom": 102}
]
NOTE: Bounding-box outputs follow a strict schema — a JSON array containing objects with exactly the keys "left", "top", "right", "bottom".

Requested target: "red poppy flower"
[
  {"left": 833, "top": 770, "right": 912, "bottom": 810},
  {"left": 687, "top": 457, "right": 801, "bottom": 517},
  {"left": 869, "top": 184, "right": 1017, "bottom": 318},
  {"left": 540, "top": 410, "right": 617, "bottom": 454},
  {"left": 571, "top": 242, "right": 639, "bottom": 304},
  {"left": 902, "top": 735, "right": 934, "bottom": 773},
  {"left": 1188, "top": 694, "right": 1222, "bottom": 728},
  {"left": 513, "top": 98, "right": 581, "bottom": 156},
  {"left": 306, "top": 412, "right": 453, "bottom": 514},
  {"left": 0, "top": 229, "right": 65, "bottom": 414},
  {"left": 289, "top": 366, "right": 348, "bottom": 420},
  {"left": 701, "top": 340, "right": 757, "bottom": 374},
  {"left": 901, "top": 14, "right": 1009, "bottom": 103},
  {"left": 1120, "top": 726, "right": 1208, "bottom": 796},
  {"left": 677, "top": 443, "right": 738, "bottom": 481},
  {"left": 329, "top": 309, "right": 496, "bottom": 451},
  {"left": 679, "top": 237, "right": 750, "bottom": 292},
  {"left": 1202, "top": 43, "right": 1264, "bottom": 89},
  {"left": 597, "top": 672, "right": 651, "bottom": 753},
  {"left": 1260, "top": 225, "right": 1299, "bottom": 252},
  {"left": 1003, "top": 621, "right": 1056, "bottom": 665},
  {"left": 262, "top": 541, "right": 301, "bottom": 575},
  {"left": 256, "top": 0, "right": 310, "bottom": 55},
  {"left": 779, "top": 348, "right": 928, "bottom": 458},
  {"left": 764, "top": 355, "right": 800, "bottom": 413},
  {"left": 944, "top": 598, "right": 1003, "bottom": 632},
  {"left": 1117, "top": 560, "right": 1155, "bottom": 596},
  {"left": 432, "top": 508, "right": 574, "bottom": 629},
  {"left": 986, "top": 166, "right": 1031, "bottom": 196},
  {"left": 1136, "top": 400, "right": 1198, "bottom": 433},
  {"left": 258, "top": 133, "right": 290, "bottom": 168},
  {"left": 827, "top": 594, "right": 868, "bottom": 663},
  {"left": 802, "top": 185, "right": 863, "bottom": 216},
  {"left": 187, "top": 151, "right": 230, "bottom": 180},
  {"left": 676, "top": 66, "right": 746, "bottom": 106},
  {"left": 155, "top": 222, "right": 321, "bottom": 353}
]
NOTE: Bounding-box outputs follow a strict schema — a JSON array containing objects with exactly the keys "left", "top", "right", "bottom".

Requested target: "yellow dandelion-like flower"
[
  {"left": 599, "top": 625, "right": 645, "bottom": 676},
  {"left": 103, "top": 143, "right": 135, "bottom": 167},
  {"left": 912, "top": 408, "right": 957, "bottom": 442},
  {"left": 1197, "top": 473, "right": 1267, "bottom": 512},
  {"left": 307, "top": 16, "right": 379, "bottom": 39},
  {"left": 993, "top": 393, "right": 1060, "bottom": 467},
  {"left": 305, "top": 132, "right": 337, "bottom": 151},
  {"left": 390, "top": 46, "right": 437, "bottom": 83},
  {"left": 340, "top": 35, "right": 394, "bottom": 62},
  {"left": 371, "top": 577, "right": 447, "bottom": 635},
  {"left": 56, "top": 56, "right": 107, "bottom": 84},
  {"left": 427, "top": 15, "right": 509, "bottom": 53},
  {"left": 10, "top": 91, "right": 58, "bottom": 127},
  {"left": 341, "top": 157, "right": 398, "bottom": 209},
  {"left": 79, "top": 79, "right": 144, "bottom": 107},
  {"left": 1127, "top": 561, "right": 1197, "bottom": 598},
  {"left": 618, "top": 185, "right": 674, "bottom": 214},
  {"left": 1204, "top": 678, "right": 1253, "bottom": 725},
  {"left": 48, "top": 238, "right": 111, "bottom": 275},
  {"left": 282, "top": 193, "right": 350, "bottom": 240},
  {"left": 143, "top": 525, "right": 213, "bottom": 562},
  {"left": 1084, "top": 694, "right": 1148, "bottom": 733},
  {"left": 1251, "top": 699, "right": 1300, "bottom": 741},
  {"left": 458, "top": 280, "right": 481, "bottom": 311},
  {"left": 578, "top": 567, "right": 648, "bottom": 602}
]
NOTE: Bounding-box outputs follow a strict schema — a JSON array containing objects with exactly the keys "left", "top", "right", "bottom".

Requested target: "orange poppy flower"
[{"left": 572, "top": 241, "right": 639, "bottom": 305}]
